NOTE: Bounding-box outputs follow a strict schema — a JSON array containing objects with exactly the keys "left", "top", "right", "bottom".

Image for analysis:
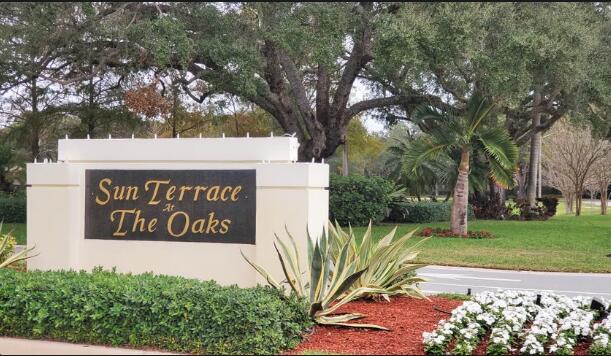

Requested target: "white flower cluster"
[
  {"left": 422, "top": 301, "right": 488, "bottom": 355},
  {"left": 591, "top": 315, "right": 611, "bottom": 355},
  {"left": 422, "top": 290, "right": 608, "bottom": 355},
  {"left": 520, "top": 294, "right": 595, "bottom": 355}
]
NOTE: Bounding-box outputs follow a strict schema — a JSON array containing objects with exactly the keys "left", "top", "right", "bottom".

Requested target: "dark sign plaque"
[{"left": 85, "top": 169, "right": 256, "bottom": 244}]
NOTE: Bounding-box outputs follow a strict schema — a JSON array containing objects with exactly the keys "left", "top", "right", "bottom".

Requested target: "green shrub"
[
  {"left": 537, "top": 196, "right": 559, "bottom": 218},
  {"left": 329, "top": 175, "right": 393, "bottom": 226},
  {"left": 0, "top": 193, "right": 26, "bottom": 223},
  {"left": 388, "top": 201, "right": 474, "bottom": 223},
  {"left": 0, "top": 268, "right": 311, "bottom": 354}
]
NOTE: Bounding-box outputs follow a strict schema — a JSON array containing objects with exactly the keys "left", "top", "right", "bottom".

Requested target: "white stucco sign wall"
[{"left": 26, "top": 137, "right": 329, "bottom": 287}]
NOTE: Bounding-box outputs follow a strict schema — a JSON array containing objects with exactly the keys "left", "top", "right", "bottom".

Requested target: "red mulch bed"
[
  {"left": 288, "top": 297, "right": 461, "bottom": 355},
  {"left": 288, "top": 296, "right": 595, "bottom": 355}
]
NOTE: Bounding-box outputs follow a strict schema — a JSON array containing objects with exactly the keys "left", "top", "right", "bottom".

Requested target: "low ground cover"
[
  {"left": 0, "top": 268, "right": 310, "bottom": 354},
  {"left": 417, "top": 227, "right": 495, "bottom": 239},
  {"left": 352, "top": 214, "right": 611, "bottom": 273}
]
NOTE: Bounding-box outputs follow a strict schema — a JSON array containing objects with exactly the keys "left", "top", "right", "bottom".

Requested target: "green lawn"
[
  {"left": 2, "top": 223, "right": 26, "bottom": 245},
  {"left": 352, "top": 213, "right": 611, "bottom": 273}
]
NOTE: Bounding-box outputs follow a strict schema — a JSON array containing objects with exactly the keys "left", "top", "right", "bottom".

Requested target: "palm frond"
[
  {"left": 403, "top": 137, "right": 451, "bottom": 175},
  {"left": 487, "top": 156, "right": 516, "bottom": 189},
  {"left": 478, "top": 127, "right": 519, "bottom": 170}
]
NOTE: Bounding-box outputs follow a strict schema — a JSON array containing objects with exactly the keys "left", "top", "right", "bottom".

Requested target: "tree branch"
[
  {"left": 347, "top": 94, "right": 453, "bottom": 119},
  {"left": 331, "top": 3, "right": 374, "bottom": 119},
  {"left": 515, "top": 108, "right": 566, "bottom": 145}
]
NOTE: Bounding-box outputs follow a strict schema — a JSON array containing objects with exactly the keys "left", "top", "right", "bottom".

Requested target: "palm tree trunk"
[
  {"left": 451, "top": 146, "right": 470, "bottom": 235},
  {"left": 527, "top": 91, "right": 542, "bottom": 208},
  {"left": 537, "top": 146, "right": 542, "bottom": 199}
]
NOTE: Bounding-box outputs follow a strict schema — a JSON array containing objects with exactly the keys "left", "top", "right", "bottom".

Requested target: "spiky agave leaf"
[
  {"left": 328, "top": 225, "right": 429, "bottom": 300},
  {"left": 0, "top": 224, "right": 37, "bottom": 269},
  {"left": 240, "top": 250, "right": 282, "bottom": 290},
  {"left": 244, "top": 225, "right": 402, "bottom": 330},
  {"left": 316, "top": 314, "right": 389, "bottom": 331}
]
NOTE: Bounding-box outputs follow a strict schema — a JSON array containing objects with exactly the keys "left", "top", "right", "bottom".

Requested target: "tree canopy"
[{"left": 0, "top": 2, "right": 609, "bottom": 163}]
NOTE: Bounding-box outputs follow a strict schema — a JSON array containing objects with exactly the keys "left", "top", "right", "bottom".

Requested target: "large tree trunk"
[
  {"left": 451, "top": 146, "right": 470, "bottom": 235},
  {"left": 516, "top": 160, "right": 527, "bottom": 200},
  {"left": 30, "top": 77, "right": 40, "bottom": 161},
  {"left": 537, "top": 146, "right": 542, "bottom": 198},
  {"left": 601, "top": 183, "right": 608, "bottom": 215},
  {"left": 527, "top": 91, "right": 542, "bottom": 207},
  {"left": 86, "top": 74, "right": 96, "bottom": 137}
]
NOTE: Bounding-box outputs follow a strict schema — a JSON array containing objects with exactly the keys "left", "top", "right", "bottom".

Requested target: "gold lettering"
[
  {"left": 178, "top": 186, "right": 193, "bottom": 201},
  {"left": 113, "top": 186, "right": 125, "bottom": 200},
  {"left": 219, "top": 219, "right": 231, "bottom": 234},
  {"left": 125, "top": 186, "right": 139, "bottom": 200},
  {"left": 220, "top": 186, "right": 232, "bottom": 201},
  {"left": 95, "top": 178, "right": 112, "bottom": 205},
  {"left": 206, "top": 212, "right": 220, "bottom": 234},
  {"left": 148, "top": 218, "right": 158, "bottom": 232},
  {"left": 191, "top": 218, "right": 206, "bottom": 233},
  {"left": 167, "top": 211, "right": 189, "bottom": 237},
  {"left": 193, "top": 186, "right": 207, "bottom": 201},
  {"left": 110, "top": 209, "right": 136, "bottom": 237},
  {"left": 145, "top": 179, "right": 171, "bottom": 205},
  {"left": 132, "top": 209, "right": 146, "bottom": 232},
  {"left": 166, "top": 185, "right": 176, "bottom": 201},
  {"left": 230, "top": 186, "right": 242, "bottom": 201},
  {"left": 206, "top": 186, "right": 220, "bottom": 201}
]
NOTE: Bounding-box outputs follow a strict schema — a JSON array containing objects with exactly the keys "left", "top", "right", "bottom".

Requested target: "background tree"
[
  {"left": 328, "top": 119, "right": 385, "bottom": 177},
  {"left": 542, "top": 119, "right": 609, "bottom": 216},
  {"left": 542, "top": 152, "right": 576, "bottom": 215},
  {"left": 370, "top": 2, "right": 610, "bottom": 206},
  {"left": 119, "top": 2, "right": 453, "bottom": 161},
  {"left": 587, "top": 151, "right": 611, "bottom": 215}
]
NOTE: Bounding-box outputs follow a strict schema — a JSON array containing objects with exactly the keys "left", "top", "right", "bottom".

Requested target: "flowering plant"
[
  {"left": 423, "top": 291, "right": 610, "bottom": 355},
  {"left": 590, "top": 316, "right": 611, "bottom": 355}
]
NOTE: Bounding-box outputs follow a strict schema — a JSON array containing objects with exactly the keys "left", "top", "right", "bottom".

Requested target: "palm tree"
[
  {"left": 387, "top": 136, "right": 492, "bottom": 202},
  {"left": 404, "top": 95, "right": 519, "bottom": 235}
]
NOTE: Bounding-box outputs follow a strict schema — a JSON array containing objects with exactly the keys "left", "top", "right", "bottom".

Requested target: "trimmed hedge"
[
  {"left": 0, "top": 193, "right": 26, "bottom": 223},
  {"left": 0, "top": 268, "right": 311, "bottom": 354},
  {"left": 388, "top": 201, "right": 475, "bottom": 223},
  {"left": 329, "top": 175, "right": 393, "bottom": 226}
]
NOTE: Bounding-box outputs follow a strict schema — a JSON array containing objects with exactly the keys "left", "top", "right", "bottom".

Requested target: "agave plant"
[
  {"left": 242, "top": 227, "right": 389, "bottom": 330},
  {"left": 0, "top": 223, "right": 36, "bottom": 268},
  {"left": 328, "top": 221, "right": 428, "bottom": 301}
]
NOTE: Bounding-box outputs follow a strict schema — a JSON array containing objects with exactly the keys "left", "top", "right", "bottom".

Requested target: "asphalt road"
[{"left": 418, "top": 265, "right": 611, "bottom": 299}]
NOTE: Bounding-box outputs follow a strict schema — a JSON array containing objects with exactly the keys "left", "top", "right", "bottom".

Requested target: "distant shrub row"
[
  {"left": 0, "top": 192, "right": 26, "bottom": 223},
  {"left": 0, "top": 268, "right": 310, "bottom": 354},
  {"left": 329, "top": 175, "right": 473, "bottom": 226},
  {"left": 388, "top": 201, "right": 474, "bottom": 224}
]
